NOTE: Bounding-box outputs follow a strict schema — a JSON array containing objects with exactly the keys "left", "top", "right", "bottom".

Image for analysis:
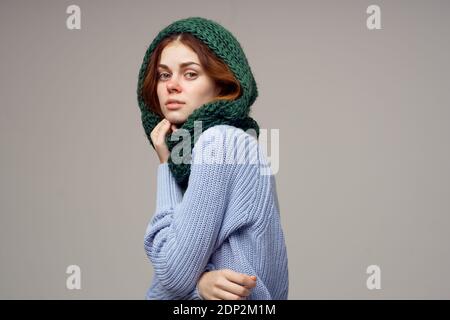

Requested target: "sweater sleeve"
[
  {"left": 147, "top": 261, "right": 216, "bottom": 300},
  {"left": 194, "top": 262, "right": 216, "bottom": 300},
  {"left": 144, "top": 129, "right": 237, "bottom": 297}
]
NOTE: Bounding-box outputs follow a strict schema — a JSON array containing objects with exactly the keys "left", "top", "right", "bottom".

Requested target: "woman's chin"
[{"left": 165, "top": 114, "right": 186, "bottom": 125}]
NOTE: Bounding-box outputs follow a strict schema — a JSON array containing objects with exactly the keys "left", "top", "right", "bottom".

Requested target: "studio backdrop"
[{"left": 1, "top": 0, "right": 450, "bottom": 299}]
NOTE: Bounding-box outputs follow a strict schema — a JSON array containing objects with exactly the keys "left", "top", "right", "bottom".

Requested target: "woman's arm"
[
  {"left": 146, "top": 262, "right": 215, "bottom": 300},
  {"left": 144, "top": 129, "right": 243, "bottom": 298}
]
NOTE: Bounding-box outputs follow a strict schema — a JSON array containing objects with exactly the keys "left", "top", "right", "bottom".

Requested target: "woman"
[{"left": 137, "top": 17, "right": 289, "bottom": 300}]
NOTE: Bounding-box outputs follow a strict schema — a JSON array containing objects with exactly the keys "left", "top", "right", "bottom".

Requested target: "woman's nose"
[{"left": 167, "top": 77, "right": 181, "bottom": 92}]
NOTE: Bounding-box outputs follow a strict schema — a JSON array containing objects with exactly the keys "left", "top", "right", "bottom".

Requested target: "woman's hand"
[
  {"left": 197, "top": 269, "right": 257, "bottom": 300},
  {"left": 150, "top": 119, "right": 178, "bottom": 164}
]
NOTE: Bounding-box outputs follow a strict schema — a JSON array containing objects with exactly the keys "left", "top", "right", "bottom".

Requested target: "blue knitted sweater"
[{"left": 144, "top": 125, "right": 289, "bottom": 300}]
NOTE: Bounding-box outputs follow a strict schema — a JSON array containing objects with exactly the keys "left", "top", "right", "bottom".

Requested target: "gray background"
[{"left": 1, "top": 0, "right": 449, "bottom": 299}]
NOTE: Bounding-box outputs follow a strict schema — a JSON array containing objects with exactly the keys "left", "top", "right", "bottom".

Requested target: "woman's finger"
[
  {"left": 156, "top": 120, "right": 170, "bottom": 134},
  {"left": 214, "top": 288, "right": 243, "bottom": 300},
  {"left": 155, "top": 120, "right": 171, "bottom": 143},
  {"left": 156, "top": 119, "right": 169, "bottom": 133},
  {"left": 151, "top": 119, "right": 167, "bottom": 139},
  {"left": 223, "top": 269, "right": 257, "bottom": 289},
  {"left": 216, "top": 279, "right": 251, "bottom": 297}
]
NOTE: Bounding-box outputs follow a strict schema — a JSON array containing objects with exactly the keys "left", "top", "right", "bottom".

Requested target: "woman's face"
[{"left": 156, "top": 41, "right": 219, "bottom": 126}]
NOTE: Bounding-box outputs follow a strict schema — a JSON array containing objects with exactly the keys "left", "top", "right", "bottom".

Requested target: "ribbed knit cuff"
[
  {"left": 194, "top": 284, "right": 204, "bottom": 300},
  {"left": 156, "top": 163, "right": 183, "bottom": 211},
  {"left": 196, "top": 263, "right": 216, "bottom": 300},
  {"left": 184, "top": 262, "right": 216, "bottom": 300},
  {"left": 205, "top": 262, "right": 216, "bottom": 272}
]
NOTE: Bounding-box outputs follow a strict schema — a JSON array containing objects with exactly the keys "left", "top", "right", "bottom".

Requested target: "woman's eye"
[
  {"left": 158, "top": 72, "right": 197, "bottom": 80},
  {"left": 158, "top": 72, "right": 169, "bottom": 80},
  {"left": 185, "top": 72, "right": 198, "bottom": 79}
]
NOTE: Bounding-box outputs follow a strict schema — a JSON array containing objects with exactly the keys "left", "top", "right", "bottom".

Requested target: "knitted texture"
[
  {"left": 144, "top": 125, "right": 289, "bottom": 300},
  {"left": 137, "top": 16, "right": 260, "bottom": 190}
]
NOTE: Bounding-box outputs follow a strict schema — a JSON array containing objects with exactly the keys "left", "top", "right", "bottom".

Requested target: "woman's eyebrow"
[{"left": 158, "top": 62, "right": 201, "bottom": 69}]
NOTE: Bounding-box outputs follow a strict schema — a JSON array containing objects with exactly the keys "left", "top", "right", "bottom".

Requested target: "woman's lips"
[{"left": 166, "top": 102, "right": 184, "bottom": 110}]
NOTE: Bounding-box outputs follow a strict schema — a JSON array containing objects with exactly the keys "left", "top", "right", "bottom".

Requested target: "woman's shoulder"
[{"left": 192, "top": 124, "right": 260, "bottom": 166}]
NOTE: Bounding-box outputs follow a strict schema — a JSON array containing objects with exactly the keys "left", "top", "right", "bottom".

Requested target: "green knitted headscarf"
[{"left": 137, "top": 16, "right": 260, "bottom": 190}]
